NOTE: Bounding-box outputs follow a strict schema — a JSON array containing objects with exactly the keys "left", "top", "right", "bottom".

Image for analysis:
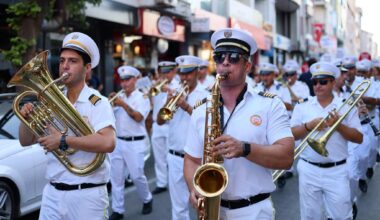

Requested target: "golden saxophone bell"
[
  {"left": 272, "top": 80, "right": 371, "bottom": 182},
  {"left": 7, "top": 50, "right": 105, "bottom": 176}
]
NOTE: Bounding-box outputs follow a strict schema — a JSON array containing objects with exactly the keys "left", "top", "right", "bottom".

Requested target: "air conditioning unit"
[{"left": 155, "top": 0, "right": 177, "bottom": 7}]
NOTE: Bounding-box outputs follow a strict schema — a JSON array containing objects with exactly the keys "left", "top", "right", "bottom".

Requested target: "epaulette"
[
  {"left": 89, "top": 94, "right": 101, "bottom": 106},
  {"left": 258, "top": 91, "right": 277, "bottom": 98},
  {"left": 297, "top": 98, "right": 308, "bottom": 104}
]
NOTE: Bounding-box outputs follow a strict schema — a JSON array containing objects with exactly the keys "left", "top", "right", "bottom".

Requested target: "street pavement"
[{"left": 20, "top": 156, "right": 380, "bottom": 220}]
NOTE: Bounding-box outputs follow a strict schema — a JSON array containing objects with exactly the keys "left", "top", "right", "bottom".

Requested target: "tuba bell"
[{"left": 7, "top": 50, "right": 105, "bottom": 176}]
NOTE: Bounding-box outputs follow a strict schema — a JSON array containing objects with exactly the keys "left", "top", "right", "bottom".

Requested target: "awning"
[
  {"left": 192, "top": 9, "right": 228, "bottom": 32},
  {"left": 230, "top": 18, "right": 268, "bottom": 50}
]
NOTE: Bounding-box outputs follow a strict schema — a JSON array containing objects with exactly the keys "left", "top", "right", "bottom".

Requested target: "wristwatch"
[
  {"left": 242, "top": 142, "right": 251, "bottom": 157},
  {"left": 59, "top": 134, "right": 69, "bottom": 151}
]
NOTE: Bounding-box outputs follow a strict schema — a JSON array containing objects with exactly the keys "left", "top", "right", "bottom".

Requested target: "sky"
[{"left": 356, "top": 0, "right": 380, "bottom": 56}]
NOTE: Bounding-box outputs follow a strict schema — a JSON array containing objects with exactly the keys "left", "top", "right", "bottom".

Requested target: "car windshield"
[{"left": 0, "top": 94, "right": 20, "bottom": 139}]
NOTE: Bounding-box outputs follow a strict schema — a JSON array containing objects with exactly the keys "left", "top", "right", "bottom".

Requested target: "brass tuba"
[
  {"left": 158, "top": 81, "right": 189, "bottom": 121},
  {"left": 193, "top": 74, "right": 228, "bottom": 220},
  {"left": 7, "top": 50, "right": 105, "bottom": 176},
  {"left": 272, "top": 80, "right": 371, "bottom": 181}
]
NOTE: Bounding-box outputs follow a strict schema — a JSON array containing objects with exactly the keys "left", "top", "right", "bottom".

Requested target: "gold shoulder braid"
[
  {"left": 297, "top": 98, "right": 308, "bottom": 104},
  {"left": 258, "top": 91, "right": 277, "bottom": 98},
  {"left": 89, "top": 94, "right": 101, "bottom": 106}
]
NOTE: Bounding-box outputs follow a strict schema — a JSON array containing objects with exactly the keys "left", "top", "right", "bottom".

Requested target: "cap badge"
[
  {"left": 72, "top": 34, "right": 79, "bottom": 40},
  {"left": 224, "top": 30, "right": 232, "bottom": 38},
  {"left": 250, "top": 115, "right": 262, "bottom": 126},
  {"left": 180, "top": 58, "right": 184, "bottom": 63},
  {"left": 316, "top": 65, "right": 320, "bottom": 69}
]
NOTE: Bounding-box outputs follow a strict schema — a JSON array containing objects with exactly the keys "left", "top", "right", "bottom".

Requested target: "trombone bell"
[{"left": 306, "top": 138, "right": 328, "bottom": 157}]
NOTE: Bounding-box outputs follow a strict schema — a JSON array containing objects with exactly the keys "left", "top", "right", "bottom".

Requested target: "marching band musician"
[
  {"left": 283, "top": 62, "right": 310, "bottom": 103},
  {"left": 255, "top": 62, "right": 293, "bottom": 111},
  {"left": 156, "top": 55, "right": 208, "bottom": 220},
  {"left": 197, "top": 59, "right": 215, "bottom": 91},
  {"left": 108, "top": 66, "right": 153, "bottom": 220},
  {"left": 19, "top": 32, "right": 116, "bottom": 220},
  {"left": 151, "top": 61, "right": 180, "bottom": 195},
  {"left": 184, "top": 28, "right": 294, "bottom": 220},
  {"left": 291, "top": 62, "right": 363, "bottom": 220}
]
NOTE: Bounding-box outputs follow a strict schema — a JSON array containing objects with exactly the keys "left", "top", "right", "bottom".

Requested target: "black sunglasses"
[
  {"left": 285, "top": 72, "right": 296, "bottom": 77},
  {"left": 213, "top": 52, "right": 246, "bottom": 64},
  {"left": 312, "top": 79, "right": 331, "bottom": 86}
]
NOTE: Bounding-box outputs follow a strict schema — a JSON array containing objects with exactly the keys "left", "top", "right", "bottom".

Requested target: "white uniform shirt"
[
  {"left": 167, "top": 84, "right": 208, "bottom": 152},
  {"left": 152, "top": 79, "right": 180, "bottom": 138},
  {"left": 290, "top": 80, "right": 310, "bottom": 99},
  {"left": 255, "top": 81, "right": 292, "bottom": 104},
  {"left": 113, "top": 89, "right": 150, "bottom": 136},
  {"left": 291, "top": 95, "right": 362, "bottom": 163},
  {"left": 198, "top": 74, "right": 215, "bottom": 91},
  {"left": 350, "top": 77, "right": 377, "bottom": 117},
  {"left": 185, "top": 85, "right": 292, "bottom": 200},
  {"left": 47, "top": 85, "right": 116, "bottom": 184}
]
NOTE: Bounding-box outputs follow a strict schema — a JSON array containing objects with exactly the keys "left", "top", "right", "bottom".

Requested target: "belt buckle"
[
  {"left": 78, "top": 184, "right": 82, "bottom": 190},
  {"left": 131, "top": 136, "right": 135, "bottom": 141}
]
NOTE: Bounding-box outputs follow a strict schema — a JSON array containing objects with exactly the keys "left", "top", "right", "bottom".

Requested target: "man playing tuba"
[{"left": 18, "top": 32, "right": 116, "bottom": 220}]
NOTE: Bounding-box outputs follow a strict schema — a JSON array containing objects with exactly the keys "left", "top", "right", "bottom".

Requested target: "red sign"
[{"left": 313, "top": 23, "right": 324, "bottom": 43}]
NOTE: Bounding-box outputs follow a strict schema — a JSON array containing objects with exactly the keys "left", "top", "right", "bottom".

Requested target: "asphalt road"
[{"left": 19, "top": 157, "right": 380, "bottom": 220}]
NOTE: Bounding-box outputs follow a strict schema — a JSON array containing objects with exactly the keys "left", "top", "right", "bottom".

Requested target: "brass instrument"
[
  {"left": 280, "top": 76, "right": 299, "bottom": 103},
  {"left": 272, "top": 80, "right": 371, "bottom": 181},
  {"left": 7, "top": 50, "right": 105, "bottom": 176},
  {"left": 193, "top": 74, "right": 228, "bottom": 220},
  {"left": 158, "top": 81, "right": 189, "bottom": 121},
  {"left": 149, "top": 79, "right": 168, "bottom": 97},
  {"left": 109, "top": 89, "right": 125, "bottom": 106},
  {"left": 357, "top": 99, "right": 380, "bottom": 136}
]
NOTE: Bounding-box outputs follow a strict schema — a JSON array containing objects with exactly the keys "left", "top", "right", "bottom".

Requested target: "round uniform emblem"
[{"left": 250, "top": 115, "right": 262, "bottom": 126}]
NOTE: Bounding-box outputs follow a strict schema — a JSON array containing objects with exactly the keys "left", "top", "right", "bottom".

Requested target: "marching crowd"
[{"left": 13, "top": 26, "right": 380, "bottom": 220}]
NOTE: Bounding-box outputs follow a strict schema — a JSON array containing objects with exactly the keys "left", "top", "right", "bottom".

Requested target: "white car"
[{"left": 0, "top": 93, "right": 48, "bottom": 219}]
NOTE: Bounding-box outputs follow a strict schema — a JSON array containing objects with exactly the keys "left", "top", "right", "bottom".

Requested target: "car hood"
[{"left": 0, "top": 139, "right": 33, "bottom": 160}]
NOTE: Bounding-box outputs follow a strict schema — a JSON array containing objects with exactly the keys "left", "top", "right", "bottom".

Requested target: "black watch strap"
[
  {"left": 59, "top": 134, "right": 68, "bottom": 151},
  {"left": 242, "top": 142, "right": 251, "bottom": 157}
]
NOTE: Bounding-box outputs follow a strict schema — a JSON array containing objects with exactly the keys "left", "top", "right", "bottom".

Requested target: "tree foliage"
[{"left": 2, "top": 0, "right": 101, "bottom": 67}]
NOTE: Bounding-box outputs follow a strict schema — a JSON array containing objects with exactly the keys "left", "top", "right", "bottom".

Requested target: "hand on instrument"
[
  {"left": 189, "top": 189, "right": 203, "bottom": 211},
  {"left": 306, "top": 117, "right": 324, "bottom": 131},
  {"left": 325, "top": 110, "right": 340, "bottom": 127},
  {"left": 19, "top": 103, "right": 34, "bottom": 119},
  {"left": 213, "top": 135, "right": 244, "bottom": 159},
  {"left": 176, "top": 95, "right": 189, "bottom": 111},
  {"left": 37, "top": 125, "right": 61, "bottom": 152}
]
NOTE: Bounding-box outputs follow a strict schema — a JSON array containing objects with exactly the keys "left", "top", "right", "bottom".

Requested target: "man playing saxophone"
[
  {"left": 184, "top": 28, "right": 294, "bottom": 220},
  {"left": 291, "top": 62, "right": 363, "bottom": 220},
  {"left": 157, "top": 55, "right": 208, "bottom": 220},
  {"left": 18, "top": 32, "right": 116, "bottom": 220}
]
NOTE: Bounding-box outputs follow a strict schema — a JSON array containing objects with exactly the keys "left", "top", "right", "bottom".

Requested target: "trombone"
[
  {"left": 273, "top": 80, "right": 371, "bottom": 182},
  {"left": 159, "top": 81, "right": 189, "bottom": 121}
]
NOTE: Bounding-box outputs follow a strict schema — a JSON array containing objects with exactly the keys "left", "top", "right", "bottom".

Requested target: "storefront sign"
[
  {"left": 273, "top": 34, "right": 291, "bottom": 51},
  {"left": 157, "top": 16, "right": 175, "bottom": 36},
  {"left": 191, "top": 17, "right": 210, "bottom": 32}
]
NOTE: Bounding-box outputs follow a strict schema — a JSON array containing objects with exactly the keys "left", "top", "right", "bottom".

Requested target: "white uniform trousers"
[
  {"left": 367, "top": 115, "right": 379, "bottom": 169},
  {"left": 167, "top": 153, "right": 190, "bottom": 220},
  {"left": 347, "top": 142, "right": 361, "bottom": 202},
  {"left": 220, "top": 198, "right": 274, "bottom": 220},
  {"left": 39, "top": 183, "right": 109, "bottom": 220},
  {"left": 151, "top": 134, "right": 168, "bottom": 188},
  {"left": 353, "top": 124, "right": 373, "bottom": 180},
  {"left": 297, "top": 159, "right": 352, "bottom": 220},
  {"left": 110, "top": 138, "right": 152, "bottom": 214}
]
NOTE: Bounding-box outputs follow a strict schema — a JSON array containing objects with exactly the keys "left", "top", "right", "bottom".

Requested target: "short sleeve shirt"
[
  {"left": 185, "top": 85, "right": 293, "bottom": 200},
  {"left": 47, "top": 85, "right": 116, "bottom": 184}
]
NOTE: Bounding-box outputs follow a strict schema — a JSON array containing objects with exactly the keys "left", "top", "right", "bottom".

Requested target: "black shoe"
[
  {"left": 125, "top": 175, "right": 133, "bottom": 187},
  {"left": 283, "top": 171, "right": 293, "bottom": 179},
  {"left": 366, "top": 167, "right": 374, "bottom": 179},
  {"left": 353, "top": 202, "right": 358, "bottom": 220},
  {"left": 142, "top": 199, "right": 153, "bottom": 215},
  {"left": 109, "top": 212, "right": 123, "bottom": 220},
  {"left": 377, "top": 153, "right": 380, "bottom": 162},
  {"left": 277, "top": 176, "right": 286, "bottom": 189},
  {"left": 359, "top": 179, "right": 368, "bottom": 193},
  {"left": 152, "top": 187, "right": 167, "bottom": 195}
]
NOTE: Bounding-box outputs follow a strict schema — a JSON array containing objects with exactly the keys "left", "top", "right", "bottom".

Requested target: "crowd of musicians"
[{"left": 11, "top": 26, "right": 380, "bottom": 220}]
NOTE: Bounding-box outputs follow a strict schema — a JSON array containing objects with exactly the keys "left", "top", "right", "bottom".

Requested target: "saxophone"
[{"left": 193, "top": 74, "right": 229, "bottom": 220}]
